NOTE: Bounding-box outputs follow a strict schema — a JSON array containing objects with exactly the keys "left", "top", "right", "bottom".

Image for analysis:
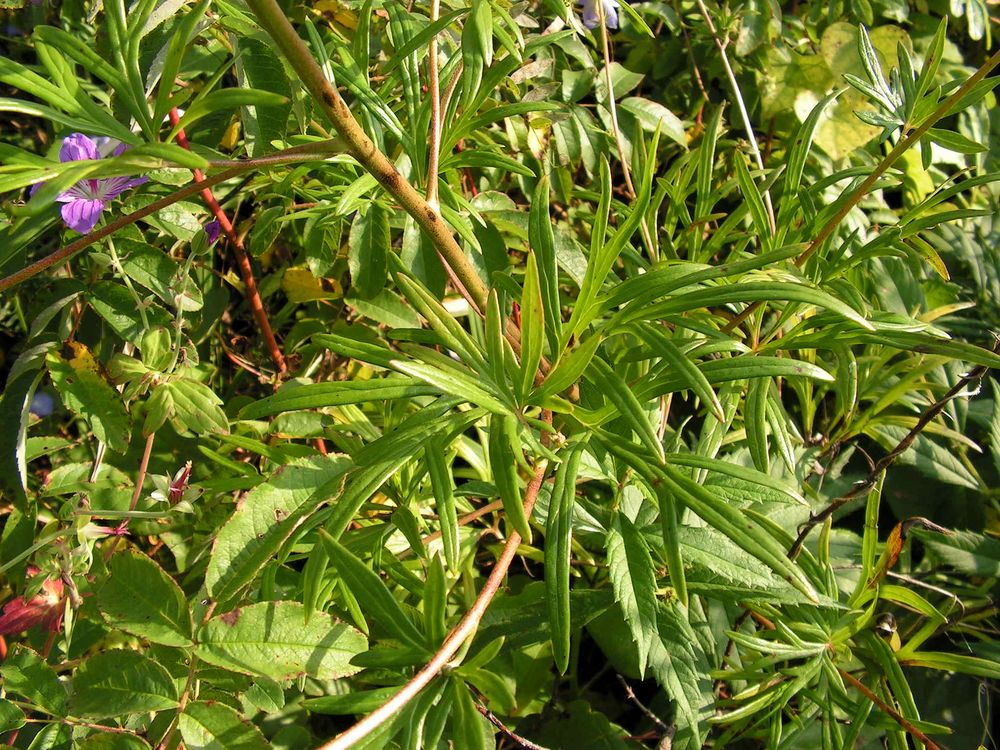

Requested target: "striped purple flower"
[{"left": 50, "top": 133, "right": 148, "bottom": 234}]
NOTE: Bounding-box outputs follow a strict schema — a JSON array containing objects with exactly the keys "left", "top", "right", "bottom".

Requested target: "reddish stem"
[{"left": 168, "top": 108, "right": 287, "bottom": 375}]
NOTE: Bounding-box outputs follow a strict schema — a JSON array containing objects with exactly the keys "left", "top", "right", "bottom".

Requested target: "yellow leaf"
[{"left": 281, "top": 267, "right": 343, "bottom": 303}]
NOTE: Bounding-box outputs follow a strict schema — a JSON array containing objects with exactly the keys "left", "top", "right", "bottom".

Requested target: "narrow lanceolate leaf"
[
  {"left": 734, "top": 155, "right": 772, "bottom": 250},
  {"left": 518, "top": 251, "right": 545, "bottom": 402},
  {"left": 97, "top": 550, "right": 193, "bottom": 647},
  {"left": 425, "top": 437, "right": 460, "bottom": 570},
  {"left": 601, "top": 435, "right": 819, "bottom": 603},
  {"left": 319, "top": 530, "right": 428, "bottom": 650},
  {"left": 46, "top": 344, "right": 130, "bottom": 453},
  {"left": 239, "top": 377, "right": 438, "bottom": 419},
  {"left": 178, "top": 701, "right": 268, "bottom": 750},
  {"left": 632, "top": 324, "right": 724, "bottom": 422},
  {"left": 489, "top": 412, "right": 532, "bottom": 541},
  {"left": 606, "top": 512, "right": 660, "bottom": 677},
  {"left": 196, "top": 601, "right": 367, "bottom": 681},
  {"left": 658, "top": 463, "right": 819, "bottom": 602},
  {"left": 528, "top": 176, "right": 561, "bottom": 353},
  {"left": 546, "top": 441, "right": 586, "bottom": 674},
  {"left": 205, "top": 455, "right": 351, "bottom": 602},
  {"left": 69, "top": 650, "right": 179, "bottom": 719},
  {"left": 745, "top": 377, "right": 770, "bottom": 474},
  {"left": 587, "top": 356, "right": 664, "bottom": 461},
  {"left": 349, "top": 203, "right": 390, "bottom": 299},
  {"left": 390, "top": 358, "right": 510, "bottom": 414}
]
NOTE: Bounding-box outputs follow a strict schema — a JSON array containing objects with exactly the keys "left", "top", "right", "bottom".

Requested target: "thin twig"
[
  {"left": 317, "top": 451, "right": 551, "bottom": 749},
  {"left": 473, "top": 695, "right": 549, "bottom": 750},
  {"left": 426, "top": 0, "right": 442, "bottom": 210},
  {"left": 616, "top": 674, "right": 670, "bottom": 732},
  {"left": 0, "top": 142, "right": 342, "bottom": 294},
  {"left": 838, "top": 668, "right": 942, "bottom": 750},
  {"left": 169, "top": 108, "right": 287, "bottom": 375},
  {"left": 788, "top": 356, "right": 993, "bottom": 559},
  {"left": 693, "top": 0, "right": 775, "bottom": 235}
]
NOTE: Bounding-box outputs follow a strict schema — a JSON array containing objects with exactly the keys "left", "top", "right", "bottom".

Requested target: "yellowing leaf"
[
  {"left": 46, "top": 344, "right": 130, "bottom": 453},
  {"left": 281, "top": 267, "right": 343, "bottom": 303}
]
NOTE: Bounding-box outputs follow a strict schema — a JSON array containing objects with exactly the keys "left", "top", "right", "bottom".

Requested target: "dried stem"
[
  {"left": 474, "top": 695, "right": 548, "bottom": 750},
  {"left": 169, "top": 108, "right": 287, "bottom": 375},
  {"left": 317, "top": 450, "right": 551, "bottom": 749}
]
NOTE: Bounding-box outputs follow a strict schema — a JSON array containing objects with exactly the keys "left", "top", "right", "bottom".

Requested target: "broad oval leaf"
[
  {"left": 196, "top": 601, "right": 367, "bottom": 681},
  {"left": 69, "top": 650, "right": 179, "bottom": 718}
]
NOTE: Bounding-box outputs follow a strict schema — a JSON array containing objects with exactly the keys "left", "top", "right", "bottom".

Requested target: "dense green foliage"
[{"left": 1, "top": 0, "right": 999, "bottom": 748}]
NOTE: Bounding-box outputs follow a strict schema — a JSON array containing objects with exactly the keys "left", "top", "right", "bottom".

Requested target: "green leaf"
[
  {"left": 546, "top": 441, "right": 586, "bottom": 674},
  {"left": 77, "top": 732, "right": 151, "bottom": 750},
  {"left": 0, "top": 699, "right": 25, "bottom": 732},
  {"left": 174, "top": 88, "right": 289, "bottom": 134},
  {"left": 631, "top": 324, "right": 724, "bottom": 422},
  {"left": 177, "top": 701, "right": 269, "bottom": 750},
  {"left": 914, "top": 529, "right": 1000, "bottom": 577},
  {"left": 865, "top": 424, "right": 979, "bottom": 490},
  {"left": 425, "top": 436, "right": 460, "bottom": 571},
  {"left": 319, "top": 530, "right": 429, "bottom": 650},
  {"left": 69, "top": 650, "right": 179, "bottom": 719},
  {"left": 650, "top": 602, "right": 712, "bottom": 750},
  {"left": 239, "top": 377, "right": 437, "bottom": 419},
  {"left": 390, "top": 357, "right": 510, "bottom": 414},
  {"left": 587, "top": 356, "right": 664, "bottom": 461},
  {"left": 349, "top": 203, "right": 390, "bottom": 300},
  {"left": 518, "top": 251, "right": 545, "bottom": 402},
  {"left": 901, "top": 651, "right": 1000, "bottom": 679},
  {"left": 97, "top": 550, "right": 193, "bottom": 646},
  {"left": 619, "top": 97, "right": 686, "bottom": 147},
  {"left": 145, "top": 376, "right": 229, "bottom": 436},
  {"left": 528, "top": 176, "right": 561, "bottom": 354},
  {"left": 606, "top": 512, "right": 660, "bottom": 677},
  {"left": 232, "top": 36, "right": 292, "bottom": 156},
  {"left": 0, "top": 645, "right": 67, "bottom": 716},
  {"left": 488, "top": 412, "right": 532, "bottom": 541},
  {"left": 87, "top": 281, "right": 172, "bottom": 343},
  {"left": 46, "top": 344, "right": 130, "bottom": 453},
  {"left": 196, "top": 601, "right": 367, "bottom": 681},
  {"left": 206, "top": 455, "right": 351, "bottom": 602}
]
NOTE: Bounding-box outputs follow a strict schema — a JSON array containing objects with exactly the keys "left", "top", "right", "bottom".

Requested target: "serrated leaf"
[
  {"left": 178, "top": 701, "right": 268, "bottom": 750},
  {"left": 46, "top": 343, "right": 130, "bottom": 453},
  {"left": 196, "top": 601, "right": 367, "bottom": 681},
  {"left": 206, "top": 455, "right": 351, "bottom": 602},
  {"left": 0, "top": 645, "right": 67, "bottom": 716},
  {"left": 69, "top": 650, "right": 178, "bottom": 718},
  {"left": 606, "top": 513, "right": 659, "bottom": 677},
  {"left": 145, "top": 376, "right": 228, "bottom": 436},
  {"left": 0, "top": 699, "right": 25, "bottom": 732},
  {"left": 96, "top": 550, "right": 193, "bottom": 647}
]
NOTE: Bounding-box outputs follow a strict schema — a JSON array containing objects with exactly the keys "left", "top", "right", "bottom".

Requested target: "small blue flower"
[
  {"left": 40, "top": 133, "right": 148, "bottom": 234},
  {"left": 579, "top": 0, "right": 620, "bottom": 29},
  {"left": 29, "top": 392, "right": 54, "bottom": 417}
]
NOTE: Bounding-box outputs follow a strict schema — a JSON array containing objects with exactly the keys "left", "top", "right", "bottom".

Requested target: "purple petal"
[
  {"left": 29, "top": 392, "right": 55, "bottom": 417},
  {"left": 61, "top": 199, "right": 105, "bottom": 234},
  {"left": 98, "top": 175, "right": 148, "bottom": 200},
  {"left": 204, "top": 220, "right": 222, "bottom": 244},
  {"left": 55, "top": 184, "right": 92, "bottom": 202},
  {"left": 60, "top": 133, "right": 99, "bottom": 163}
]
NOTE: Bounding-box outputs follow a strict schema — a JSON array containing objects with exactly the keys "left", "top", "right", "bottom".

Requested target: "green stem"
[{"left": 242, "top": 0, "right": 489, "bottom": 315}]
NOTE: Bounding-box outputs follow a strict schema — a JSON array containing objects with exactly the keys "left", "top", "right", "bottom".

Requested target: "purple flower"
[
  {"left": 579, "top": 0, "right": 620, "bottom": 29},
  {"left": 204, "top": 220, "right": 222, "bottom": 244},
  {"left": 29, "top": 392, "right": 54, "bottom": 417},
  {"left": 49, "top": 133, "right": 148, "bottom": 234}
]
